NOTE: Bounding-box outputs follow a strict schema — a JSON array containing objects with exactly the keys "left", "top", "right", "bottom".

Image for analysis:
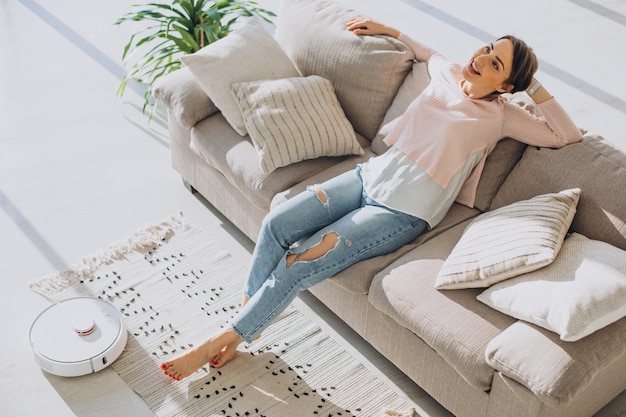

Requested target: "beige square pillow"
[
  {"left": 435, "top": 188, "right": 581, "bottom": 290},
  {"left": 478, "top": 233, "right": 626, "bottom": 341},
  {"left": 231, "top": 75, "right": 363, "bottom": 174},
  {"left": 180, "top": 16, "right": 300, "bottom": 136}
]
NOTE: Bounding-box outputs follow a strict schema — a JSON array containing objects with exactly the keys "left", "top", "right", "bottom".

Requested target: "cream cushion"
[
  {"left": 231, "top": 75, "right": 362, "bottom": 174},
  {"left": 435, "top": 188, "right": 580, "bottom": 289},
  {"left": 180, "top": 16, "right": 300, "bottom": 136},
  {"left": 478, "top": 233, "right": 626, "bottom": 341}
]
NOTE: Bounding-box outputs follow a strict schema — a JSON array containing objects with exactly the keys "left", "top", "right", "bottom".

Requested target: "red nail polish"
[{"left": 161, "top": 363, "right": 167, "bottom": 370}]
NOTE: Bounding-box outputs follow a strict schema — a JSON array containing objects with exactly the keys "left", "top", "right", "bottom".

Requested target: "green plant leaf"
[{"left": 115, "top": 0, "right": 275, "bottom": 118}]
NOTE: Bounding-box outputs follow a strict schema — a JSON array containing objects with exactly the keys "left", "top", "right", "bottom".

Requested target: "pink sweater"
[{"left": 384, "top": 34, "right": 583, "bottom": 207}]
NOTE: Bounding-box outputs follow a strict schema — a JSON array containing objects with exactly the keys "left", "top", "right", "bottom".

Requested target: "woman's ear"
[{"left": 497, "top": 83, "right": 514, "bottom": 93}]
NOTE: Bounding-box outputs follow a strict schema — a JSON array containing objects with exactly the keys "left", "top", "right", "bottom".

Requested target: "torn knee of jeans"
[
  {"left": 286, "top": 232, "right": 339, "bottom": 267},
  {"left": 308, "top": 184, "right": 328, "bottom": 206}
]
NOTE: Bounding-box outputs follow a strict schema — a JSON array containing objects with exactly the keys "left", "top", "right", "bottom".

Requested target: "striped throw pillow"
[
  {"left": 231, "top": 75, "right": 363, "bottom": 174},
  {"left": 435, "top": 188, "right": 581, "bottom": 290}
]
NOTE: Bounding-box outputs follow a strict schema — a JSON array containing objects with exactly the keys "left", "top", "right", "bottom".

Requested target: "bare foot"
[
  {"left": 161, "top": 345, "right": 213, "bottom": 381},
  {"left": 161, "top": 329, "right": 242, "bottom": 381},
  {"left": 211, "top": 341, "right": 240, "bottom": 368}
]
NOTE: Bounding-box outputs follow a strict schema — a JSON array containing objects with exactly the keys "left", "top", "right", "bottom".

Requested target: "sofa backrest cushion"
[
  {"left": 491, "top": 135, "right": 626, "bottom": 250},
  {"left": 274, "top": 0, "right": 415, "bottom": 140},
  {"left": 371, "top": 61, "right": 431, "bottom": 155},
  {"left": 473, "top": 138, "right": 528, "bottom": 212}
]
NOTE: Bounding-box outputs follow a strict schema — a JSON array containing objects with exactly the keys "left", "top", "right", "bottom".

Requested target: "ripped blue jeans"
[{"left": 230, "top": 167, "right": 428, "bottom": 343}]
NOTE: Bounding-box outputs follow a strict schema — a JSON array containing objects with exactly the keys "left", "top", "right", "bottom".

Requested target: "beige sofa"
[{"left": 154, "top": 1, "right": 626, "bottom": 416}]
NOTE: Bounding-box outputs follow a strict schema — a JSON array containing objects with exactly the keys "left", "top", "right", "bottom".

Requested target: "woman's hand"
[{"left": 346, "top": 17, "right": 401, "bottom": 38}]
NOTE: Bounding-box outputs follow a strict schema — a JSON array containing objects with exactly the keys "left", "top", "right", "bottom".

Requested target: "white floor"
[{"left": 2, "top": 0, "right": 625, "bottom": 416}]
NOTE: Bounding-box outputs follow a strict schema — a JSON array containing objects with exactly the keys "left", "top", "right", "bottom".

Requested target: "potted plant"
[{"left": 115, "top": 0, "right": 276, "bottom": 115}]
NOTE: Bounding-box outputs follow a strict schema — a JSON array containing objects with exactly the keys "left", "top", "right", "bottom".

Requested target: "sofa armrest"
[
  {"left": 485, "top": 319, "right": 626, "bottom": 407},
  {"left": 153, "top": 67, "right": 219, "bottom": 129}
]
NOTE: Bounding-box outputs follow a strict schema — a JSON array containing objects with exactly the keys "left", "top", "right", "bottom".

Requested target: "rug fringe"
[{"left": 29, "top": 211, "right": 189, "bottom": 298}]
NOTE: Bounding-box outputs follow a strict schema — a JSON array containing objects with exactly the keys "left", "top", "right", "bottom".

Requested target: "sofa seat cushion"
[
  {"left": 275, "top": 0, "right": 415, "bottom": 140},
  {"left": 190, "top": 114, "right": 368, "bottom": 211},
  {"left": 485, "top": 318, "right": 626, "bottom": 407},
  {"left": 368, "top": 221, "right": 517, "bottom": 391}
]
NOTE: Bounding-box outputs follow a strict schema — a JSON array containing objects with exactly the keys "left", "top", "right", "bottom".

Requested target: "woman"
[{"left": 161, "top": 18, "right": 582, "bottom": 381}]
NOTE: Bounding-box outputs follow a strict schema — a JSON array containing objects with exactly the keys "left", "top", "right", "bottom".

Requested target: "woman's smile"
[{"left": 468, "top": 60, "right": 481, "bottom": 76}]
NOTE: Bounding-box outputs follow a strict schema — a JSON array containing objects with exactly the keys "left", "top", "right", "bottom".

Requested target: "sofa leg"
[{"left": 182, "top": 179, "right": 197, "bottom": 194}]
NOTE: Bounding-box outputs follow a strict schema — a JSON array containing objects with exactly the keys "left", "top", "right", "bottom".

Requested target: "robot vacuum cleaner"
[{"left": 29, "top": 297, "right": 127, "bottom": 377}]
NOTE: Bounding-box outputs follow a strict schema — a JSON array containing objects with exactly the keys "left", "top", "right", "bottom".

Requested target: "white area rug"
[{"left": 31, "top": 213, "right": 417, "bottom": 417}]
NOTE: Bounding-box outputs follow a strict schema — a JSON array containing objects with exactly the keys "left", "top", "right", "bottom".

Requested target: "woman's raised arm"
[{"left": 346, "top": 17, "right": 437, "bottom": 62}]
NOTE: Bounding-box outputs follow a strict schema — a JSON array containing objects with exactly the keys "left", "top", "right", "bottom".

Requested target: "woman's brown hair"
[{"left": 498, "top": 35, "right": 538, "bottom": 93}]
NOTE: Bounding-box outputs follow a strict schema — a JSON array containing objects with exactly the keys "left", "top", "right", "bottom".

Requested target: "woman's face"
[{"left": 462, "top": 39, "right": 514, "bottom": 94}]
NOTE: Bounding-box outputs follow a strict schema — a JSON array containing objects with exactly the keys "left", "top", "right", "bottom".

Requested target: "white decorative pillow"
[
  {"left": 180, "top": 16, "right": 300, "bottom": 136},
  {"left": 231, "top": 75, "right": 363, "bottom": 174},
  {"left": 478, "top": 233, "right": 626, "bottom": 341},
  {"left": 435, "top": 188, "right": 581, "bottom": 290}
]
